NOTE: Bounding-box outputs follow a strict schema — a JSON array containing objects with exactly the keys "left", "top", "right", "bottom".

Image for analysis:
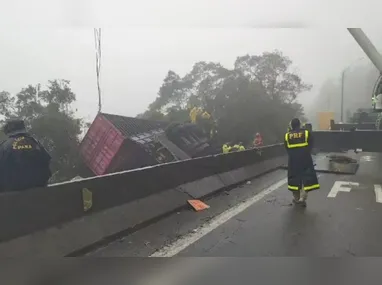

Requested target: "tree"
[
  {"left": 235, "top": 51, "right": 312, "bottom": 102},
  {"left": 0, "top": 91, "right": 16, "bottom": 120},
  {"left": 0, "top": 79, "right": 84, "bottom": 182},
  {"left": 137, "top": 110, "right": 167, "bottom": 121},
  {"left": 141, "top": 50, "right": 311, "bottom": 145}
]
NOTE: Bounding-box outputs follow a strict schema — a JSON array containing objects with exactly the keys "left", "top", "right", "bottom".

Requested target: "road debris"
[{"left": 188, "top": 200, "right": 210, "bottom": 211}]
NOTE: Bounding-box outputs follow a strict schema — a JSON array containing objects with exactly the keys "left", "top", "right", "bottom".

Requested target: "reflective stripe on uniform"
[
  {"left": 304, "top": 184, "right": 320, "bottom": 191},
  {"left": 285, "top": 130, "right": 309, "bottom": 148},
  {"left": 288, "top": 184, "right": 320, "bottom": 191},
  {"left": 288, "top": 185, "right": 299, "bottom": 190}
]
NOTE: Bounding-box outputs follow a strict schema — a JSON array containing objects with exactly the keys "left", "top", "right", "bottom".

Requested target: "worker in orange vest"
[{"left": 253, "top": 132, "right": 263, "bottom": 147}]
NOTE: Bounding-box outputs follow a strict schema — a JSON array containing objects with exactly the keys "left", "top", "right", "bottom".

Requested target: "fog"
[
  {"left": 306, "top": 61, "right": 380, "bottom": 126},
  {"left": 1, "top": 0, "right": 382, "bottom": 123}
]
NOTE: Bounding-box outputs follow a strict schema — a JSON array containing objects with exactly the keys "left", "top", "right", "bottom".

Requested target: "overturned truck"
[{"left": 79, "top": 113, "right": 219, "bottom": 177}]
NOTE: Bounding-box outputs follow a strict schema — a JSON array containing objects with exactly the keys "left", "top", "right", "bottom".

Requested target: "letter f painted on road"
[
  {"left": 374, "top": 185, "right": 382, "bottom": 203},
  {"left": 327, "top": 181, "right": 359, "bottom": 198},
  {"left": 328, "top": 181, "right": 382, "bottom": 203}
]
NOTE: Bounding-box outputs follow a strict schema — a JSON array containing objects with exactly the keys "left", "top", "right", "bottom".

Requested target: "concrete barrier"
[
  {"left": 0, "top": 188, "right": 189, "bottom": 257},
  {"left": 218, "top": 156, "right": 287, "bottom": 188},
  {"left": 312, "top": 130, "right": 382, "bottom": 152},
  {"left": 178, "top": 175, "right": 225, "bottom": 198},
  {"left": 0, "top": 144, "right": 286, "bottom": 256}
]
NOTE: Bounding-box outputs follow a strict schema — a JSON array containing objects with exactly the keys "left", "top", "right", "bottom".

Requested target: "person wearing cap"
[
  {"left": 284, "top": 118, "right": 319, "bottom": 206},
  {"left": 0, "top": 119, "right": 51, "bottom": 192}
]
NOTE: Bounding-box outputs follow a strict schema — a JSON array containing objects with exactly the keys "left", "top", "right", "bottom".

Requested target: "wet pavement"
[
  {"left": 177, "top": 152, "right": 382, "bottom": 257},
  {"left": 90, "top": 152, "right": 382, "bottom": 257}
]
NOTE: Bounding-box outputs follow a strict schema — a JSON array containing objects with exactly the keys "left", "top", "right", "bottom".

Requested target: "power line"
[{"left": 94, "top": 28, "right": 102, "bottom": 113}]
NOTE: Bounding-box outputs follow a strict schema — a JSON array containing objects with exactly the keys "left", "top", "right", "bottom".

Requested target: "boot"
[
  {"left": 299, "top": 190, "right": 308, "bottom": 207},
  {"left": 292, "top": 191, "right": 300, "bottom": 204}
]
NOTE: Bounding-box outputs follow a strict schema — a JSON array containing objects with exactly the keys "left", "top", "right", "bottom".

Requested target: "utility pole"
[
  {"left": 94, "top": 28, "right": 102, "bottom": 113},
  {"left": 340, "top": 69, "right": 345, "bottom": 122}
]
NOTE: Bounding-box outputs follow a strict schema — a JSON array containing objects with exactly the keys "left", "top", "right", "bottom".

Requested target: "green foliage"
[
  {"left": 140, "top": 50, "right": 311, "bottom": 145},
  {"left": 235, "top": 51, "right": 312, "bottom": 102},
  {"left": 0, "top": 79, "right": 84, "bottom": 182}
]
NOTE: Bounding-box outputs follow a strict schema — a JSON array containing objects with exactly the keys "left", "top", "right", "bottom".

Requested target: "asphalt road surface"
[{"left": 90, "top": 152, "right": 382, "bottom": 258}]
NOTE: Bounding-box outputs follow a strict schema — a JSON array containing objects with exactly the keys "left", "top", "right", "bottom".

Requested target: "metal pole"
[
  {"left": 94, "top": 28, "right": 102, "bottom": 113},
  {"left": 348, "top": 28, "right": 382, "bottom": 74},
  {"left": 341, "top": 70, "right": 345, "bottom": 122},
  {"left": 327, "top": 93, "right": 330, "bottom": 110}
]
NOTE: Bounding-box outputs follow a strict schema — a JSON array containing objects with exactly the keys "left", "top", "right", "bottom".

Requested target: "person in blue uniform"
[
  {"left": 284, "top": 118, "right": 319, "bottom": 206},
  {"left": 0, "top": 119, "right": 51, "bottom": 192}
]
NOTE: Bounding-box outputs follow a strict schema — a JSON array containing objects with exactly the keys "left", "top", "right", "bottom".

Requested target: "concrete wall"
[
  {"left": 313, "top": 130, "right": 382, "bottom": 152},
  {"left": 0, "top": 144, "right": 287, "bottom": 257}
]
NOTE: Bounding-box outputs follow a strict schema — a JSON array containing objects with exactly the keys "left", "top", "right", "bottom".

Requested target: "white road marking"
[
  {"left": 360, "top": 155, "right": 374, "bottom": 162},
  {"left": 374, "top": 185, "right": 382, "bottom": 203},
  {"left": 150, "top": 178, "right": 288, "bottom": 257},
  {"left": 327, "top": 181, "right": 359, "bottom": 198}
]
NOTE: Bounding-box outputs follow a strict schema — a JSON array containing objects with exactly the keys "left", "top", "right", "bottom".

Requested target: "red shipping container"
[
  {"left": 80, "top": 113, "right": 169, "bottom": 176},
  {"left": 80, "top": 114, "right": 124, "bottom": 176}
]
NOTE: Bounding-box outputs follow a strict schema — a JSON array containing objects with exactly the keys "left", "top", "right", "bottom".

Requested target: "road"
[{"left": 89, "top": 152, "right": 382, "bottom": 258}]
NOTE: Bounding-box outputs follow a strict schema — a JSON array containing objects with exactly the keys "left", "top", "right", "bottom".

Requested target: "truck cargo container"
[{"left": 80, "top": 113, "right": 216, "bottom": 176}]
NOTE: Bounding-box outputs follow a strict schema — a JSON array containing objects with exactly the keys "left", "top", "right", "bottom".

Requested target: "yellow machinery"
[{"left": 189, "top": 107, "right": 215, "bottom": 138}]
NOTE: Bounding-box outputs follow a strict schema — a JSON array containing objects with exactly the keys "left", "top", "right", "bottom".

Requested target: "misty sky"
[{"left": 1, "top": 0, "right": 381, "bottom": 122}]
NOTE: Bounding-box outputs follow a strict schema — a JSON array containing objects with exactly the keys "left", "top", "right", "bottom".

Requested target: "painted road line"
[
  {"left": 374, "top": 185, "right": 382, "bottom": 203},
  {"left": 150, "top": 178, "right": 288, "bottom": 257},
  {"left": 327, "top": 181, "right": 359, "bottom": 198}
]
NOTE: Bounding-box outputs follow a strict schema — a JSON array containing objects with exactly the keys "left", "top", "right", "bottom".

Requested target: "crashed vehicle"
[{"left": 79, "top": 112, "right": 219, "bottom": 177}]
